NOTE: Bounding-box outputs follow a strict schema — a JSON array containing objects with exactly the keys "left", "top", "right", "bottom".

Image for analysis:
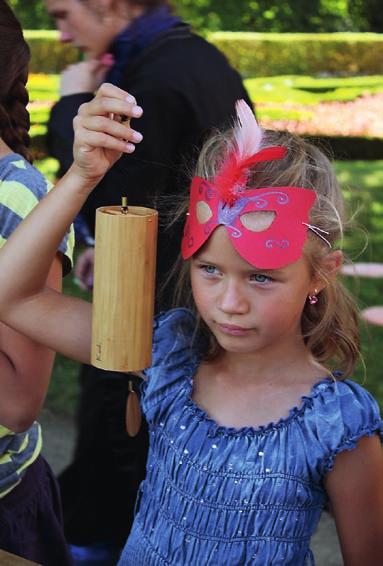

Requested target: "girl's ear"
[
  {"left": 314, "top": 250, "right": 343, "bottom": 292},
  {"left": 322, "top": 249, "right": 343, "bottom": 276}
]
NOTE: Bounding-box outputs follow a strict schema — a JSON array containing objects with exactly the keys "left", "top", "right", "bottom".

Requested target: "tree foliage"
[
  {"left": 174, "top": 0, "right": 383, "bottom": 32},
  {"left": 9, "top": 0, "right": 54, "bottom": 29},
  {"left": 348, "top": 0, "right": 383, "bottom": 32},
  {"left": 9, "top": 0, "right": 383, "bottom": 32}
]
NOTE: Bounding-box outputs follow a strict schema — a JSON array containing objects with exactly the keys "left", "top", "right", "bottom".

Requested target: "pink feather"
[
  {"left": 214, "top": 100, "right": 287, "bottom": 205},
  {"left": 234, "top": 99, "right": 263, "bottom": 158}
]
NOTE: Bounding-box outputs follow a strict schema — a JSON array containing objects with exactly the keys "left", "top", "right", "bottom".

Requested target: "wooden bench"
[{"left": 0, "top": 549, "right": 41, "bottom": 565}]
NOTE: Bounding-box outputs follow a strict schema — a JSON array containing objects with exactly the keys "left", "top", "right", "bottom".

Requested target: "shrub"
[
  {"left": 25, "top": 30, "right": 383, "bottom": 77},
  {"left": 209, "top": 32, "right": 383, "bottom": 77},
  {"left": 27, "top": 73, "right": 60, "bottom": 102},
  {"left": 25, "top": 31, "right": 79, "bottom": 73}
]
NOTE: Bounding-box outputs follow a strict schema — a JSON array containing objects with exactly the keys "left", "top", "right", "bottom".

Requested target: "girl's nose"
[{"left": 218, "top": 280, "right": 249, "bottom": 315}]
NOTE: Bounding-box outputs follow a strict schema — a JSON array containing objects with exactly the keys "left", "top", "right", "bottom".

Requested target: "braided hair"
[{"left": 0, "top": 0, "right": 31, "bottom": 162}]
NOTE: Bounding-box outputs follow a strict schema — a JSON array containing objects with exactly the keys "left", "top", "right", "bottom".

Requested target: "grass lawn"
[
  {"left": 244, "top": 75, "right": 383, "bottom": 106},
  {"left": 35, "top": 158, "right": 383, "bottom": 416},
  {"left": 28, "top": 73, "right": 383, "bottom": 147},
  {"left": 335, "top": 161, "right": 383, "bottom": 406}
]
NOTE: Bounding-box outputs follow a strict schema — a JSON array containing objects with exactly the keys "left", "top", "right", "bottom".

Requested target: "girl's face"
[
  {"left": 190, "top": 227, "right": 317, "bottom": 358},
  {"left": 45, "top": 0, "right": 126, "bottom": 59}
]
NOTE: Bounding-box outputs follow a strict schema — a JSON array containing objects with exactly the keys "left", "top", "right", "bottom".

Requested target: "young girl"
[
  {"left": 0, "top": 1, "right": 142, "bottom": 563},
  {"left": 45, "top": 1, "right": 251, "bottom": 558},
  {"left": 0, "top": 85, "right": 382, "bottom": 564},
  {"left": 0, "top": 2, "right": 73, "bottom": 563}
]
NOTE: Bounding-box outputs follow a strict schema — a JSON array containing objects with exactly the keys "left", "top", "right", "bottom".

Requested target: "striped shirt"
[{"left": 0, "top": 152, "right": 75, "bottom": 498}]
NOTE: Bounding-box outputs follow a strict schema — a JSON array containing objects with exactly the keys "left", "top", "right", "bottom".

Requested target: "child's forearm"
[{"left": 0, "top": 84, "right": 142, "bottom": 362}]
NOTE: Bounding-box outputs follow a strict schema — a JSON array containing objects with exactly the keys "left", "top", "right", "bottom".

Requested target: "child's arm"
[
  {"left": 0, "top": 83, "right": 142, "bottom": 370},
  {"left": 0, "top": 255, "right": 62, "bottom": 431},
  {"left": 325, "top": 434, "right": 383, "bottom": 565}
]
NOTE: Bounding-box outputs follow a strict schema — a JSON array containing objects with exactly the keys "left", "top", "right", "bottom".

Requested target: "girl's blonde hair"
[{"left": 169, "top": 126, "right": 360, "bottom": 378}]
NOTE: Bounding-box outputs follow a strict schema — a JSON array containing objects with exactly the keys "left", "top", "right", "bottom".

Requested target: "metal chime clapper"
[{"left": 121, "top": 196, "right": 129, "bottom": 214}]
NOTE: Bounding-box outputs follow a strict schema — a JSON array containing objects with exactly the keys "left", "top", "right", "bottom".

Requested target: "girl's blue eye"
[
  {"left": 250, "top": 273, "right": 272, "bottom": 284},
  {"left": 201, "top": 264, "right": 217, "bottom": 274}
]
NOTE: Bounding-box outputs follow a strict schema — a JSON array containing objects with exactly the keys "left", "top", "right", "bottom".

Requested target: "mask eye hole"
[
  {"left": 240, "top": 211, "right": 276, "bottom": 232},
  {"left": 196, "top": 201, "right": 213, "bottom": 224}
]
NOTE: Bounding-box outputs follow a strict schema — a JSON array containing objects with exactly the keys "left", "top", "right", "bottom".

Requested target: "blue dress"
[{"left": 119, "top": 308, "right": 383, "bottom": 565}]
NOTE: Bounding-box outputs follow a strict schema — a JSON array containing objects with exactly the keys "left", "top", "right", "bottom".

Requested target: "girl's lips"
[{"left": 216, "top": 323, "right": 252, "bottom": 336}]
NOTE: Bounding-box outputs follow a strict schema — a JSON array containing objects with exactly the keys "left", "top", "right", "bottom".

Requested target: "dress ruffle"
[{"left": 119, "top": 308, "right": 383, "bottom": 566}]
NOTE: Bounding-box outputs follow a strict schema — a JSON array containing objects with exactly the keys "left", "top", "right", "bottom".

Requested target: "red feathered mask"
[{"left": 181, "top": 101, "right": 321, "bottom": 269}]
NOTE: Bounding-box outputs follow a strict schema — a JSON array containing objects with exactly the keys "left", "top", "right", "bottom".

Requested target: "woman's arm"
[
  {"left": 325, "top": 434, "right": 383, "bottom": 565},
  {"left": 0, "top": 83, "right": 142, "bottom": 366}
]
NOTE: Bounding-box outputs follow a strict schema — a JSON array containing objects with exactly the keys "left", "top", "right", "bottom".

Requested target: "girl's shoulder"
[
  {"left": 141, "top": 308, "right": 201, "bottom": 413},
  {"left": 306, "top": 376, "right": 383, "bottom": 474},
  {"left": 0, "top": 152, "right": 75, "bottom": 273},
  {"left": 150, "top": 307, "right": 200, "bottom": 370},
  {"left": 153, "top": 308, "right": 197, "bottom": 346},
  {"left": 0, "top": 152, "right": 51, "bottom": 200},
  {"left": 312, "top": 376, "right": 381, "bottom": 425},
  {"left": 0, "top": 152, "right": 53, "bottom": 230}
]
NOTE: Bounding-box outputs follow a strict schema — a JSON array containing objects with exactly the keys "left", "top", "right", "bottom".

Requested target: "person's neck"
[
  {"left": 0, "top": 138, "right": 12, "bottom": 158},
  {"left": 213, "top": 339, "right": 326, "bottom": 387},
  {"left": 111, "top": 5, "right": 146, "bottom": 38}
]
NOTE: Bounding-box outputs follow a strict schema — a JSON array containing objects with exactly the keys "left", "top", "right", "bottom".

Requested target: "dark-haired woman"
[
  {"left": 0, "top": 1, "right": 74, "bottom": 563},
  {"left": 45, "top": 1, "right": 252, "bottom": 563}
]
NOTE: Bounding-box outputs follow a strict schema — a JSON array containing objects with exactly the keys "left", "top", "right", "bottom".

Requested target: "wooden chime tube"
[{"left": 91, "top": 203, "right": 158, "bottom": 371}]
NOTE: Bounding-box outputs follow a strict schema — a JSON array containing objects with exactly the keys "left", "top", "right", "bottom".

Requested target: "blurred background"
[{"left": 10, "top": 0, "right": 383, "bottom": 420}]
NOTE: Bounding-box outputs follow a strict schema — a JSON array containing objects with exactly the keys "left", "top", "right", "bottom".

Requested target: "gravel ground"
[{"left": 39, "top": 409, "right": 343, "bottom": 566}]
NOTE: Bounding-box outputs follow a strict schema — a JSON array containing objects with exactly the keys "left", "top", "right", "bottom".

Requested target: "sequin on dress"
[{"left": 119, "top": 309, "right": 383, "bottom": 565}]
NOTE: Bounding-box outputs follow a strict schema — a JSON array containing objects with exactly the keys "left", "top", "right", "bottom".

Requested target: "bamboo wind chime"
[{"left": 91, "top": 197, "right": 158, "bottom": 435}]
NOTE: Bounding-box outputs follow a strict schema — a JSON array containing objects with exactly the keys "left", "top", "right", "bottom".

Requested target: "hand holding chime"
[{"left": 91, "top": 197, "right": 158, "bottom": 372}]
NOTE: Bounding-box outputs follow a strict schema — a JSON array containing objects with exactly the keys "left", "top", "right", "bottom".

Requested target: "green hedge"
[
  {"left": 25, "top": 31, "right": 79, "bottom": 73},
  {"left": 209, "top": 32, "right": 383, "bottom": 77},
  {"left": 25, "top": 30, "right": 383, "bottom": 76}
]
